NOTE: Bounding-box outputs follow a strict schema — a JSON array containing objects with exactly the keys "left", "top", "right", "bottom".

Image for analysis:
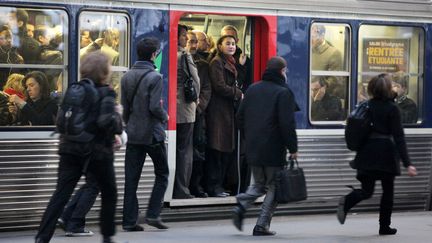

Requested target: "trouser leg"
[
  {"left": 66, "top": 173, "right": 100, "bottom": 232},
  {"left": 146, "top": 142, "right": 169, "bottom": 219},
  {"left": 35, "top": 154, "right": 83, "bottom": 242},
  {"left": 174, "top": 123, "right": 194, "bottom": 198},
  {"left": 236, "top": 166, "right": 266, "bottom": 210},
  {"left": 122, "top": 144, "right": 146, "bottom": 228},
  {"left": 379, "top": 176, "right": 395, "bottom": 227},
  {"left": 256, "top": 166, "right": 281, "bottom": 229},
  {"left": 344, "top": 175, "right": 375, "bottom": 212}
]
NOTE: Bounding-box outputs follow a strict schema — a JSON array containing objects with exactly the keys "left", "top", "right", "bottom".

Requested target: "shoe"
[
  {"left": 145, "top": 217, "right": 169, "bottom": 229},
  {"left": 57, "top": 218, "right": 66, "bottom": 231},
  {"left": 336, "top": 196, "right": 347, "bottom": 225},
  {"left": 65, "top": 229, "right": 94, "bottom": 237},
  {"left": 103, "top": 236, "right": 116, "bottom": 243},
  {"left": 194, "top": 191, "right": 208, "bottom": 198},
  {"left": 232, "top": 205, "right": 245, "bottom": 231},
  {"left": 123, "top": 225, "right": 144, "bottom": 232},
  {"left": 252, "top": 225, "right": 276, "bottom": 236},
  {"left": 379, "top": 226, "right": 397, "bottom": 235}
]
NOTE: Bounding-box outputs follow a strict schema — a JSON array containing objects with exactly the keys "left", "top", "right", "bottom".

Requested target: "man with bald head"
[{"left": 232, "top": 56, "right": 298, "bottom": 236}]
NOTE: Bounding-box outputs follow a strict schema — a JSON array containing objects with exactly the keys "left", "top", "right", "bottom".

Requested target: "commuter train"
[{"left": 0, "top": 0, "right": 431, "bottom": 231}]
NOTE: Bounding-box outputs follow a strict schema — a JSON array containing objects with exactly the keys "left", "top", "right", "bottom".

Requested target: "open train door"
[{"left": 167, "top": 11, "right": 276, "bottom": 204}]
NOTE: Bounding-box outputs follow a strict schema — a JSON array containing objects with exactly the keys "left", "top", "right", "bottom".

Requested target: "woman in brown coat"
[{"left": 206, "top": 35, "right": 243, "bottom": 197}]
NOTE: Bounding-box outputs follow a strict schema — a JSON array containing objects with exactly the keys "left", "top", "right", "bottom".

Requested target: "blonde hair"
[{"left": 3, "top": 73, "right": 25, "bottom": 93}]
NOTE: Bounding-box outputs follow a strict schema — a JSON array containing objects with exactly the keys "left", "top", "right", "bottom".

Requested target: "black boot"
[
  {"left": 103, "top": 236, "right": 116, "bottom": 243},
  {"left": 252, "top": 225, "right": 276, "bottom": 236},
  {"left": 232, "top": 205, "right": 245, "bottom": 231},
  {"left": 379, "top": 226, "right": 397, "bottom": 235},
  {"left": 336, "top": 195, "right": 347, "bottom": 224}
]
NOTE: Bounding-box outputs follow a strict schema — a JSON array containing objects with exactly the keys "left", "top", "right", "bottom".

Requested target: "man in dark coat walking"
[{"left": 232, "top": 56, "right": 298, "bottom": 236}]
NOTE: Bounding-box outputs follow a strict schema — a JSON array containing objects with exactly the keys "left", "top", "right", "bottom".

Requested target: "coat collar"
[{"left": 131, "top": 60, "right": 156, "bottom": 70}]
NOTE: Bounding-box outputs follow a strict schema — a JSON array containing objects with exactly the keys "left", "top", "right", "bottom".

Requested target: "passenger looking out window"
[
  {"left": 392, "top": 72, "right": 418, "bottom": 124},
  {"left": 310, "top": 78, "right": 343, "bottom": 121}
]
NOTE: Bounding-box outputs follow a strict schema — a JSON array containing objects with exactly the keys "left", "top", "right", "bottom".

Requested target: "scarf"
[{"left": 224, "top": 54, "right": 238, "bottom": 78}]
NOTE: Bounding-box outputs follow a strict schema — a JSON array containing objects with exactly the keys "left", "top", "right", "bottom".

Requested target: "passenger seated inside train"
[
  {"left": 310, "top": 77, "right": 343, "bottom": 121},
  {"left": 0, "top": 73, "right": 25, "bottom": 125},
  {"left": 392, "top": 72, "right": 418, "bottom": 124},
  {"left": 8, "top": 71, "right": 57, "bottom": 125}
]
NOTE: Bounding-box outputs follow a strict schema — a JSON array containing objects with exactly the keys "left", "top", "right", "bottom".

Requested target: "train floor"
[{"left": 1, "top": 211, "right": 431, "bottom": 243}]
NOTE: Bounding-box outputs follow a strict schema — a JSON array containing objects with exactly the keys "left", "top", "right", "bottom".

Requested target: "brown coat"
[{"left": 206, "top": 54, "right": 242, "bottom": 152}]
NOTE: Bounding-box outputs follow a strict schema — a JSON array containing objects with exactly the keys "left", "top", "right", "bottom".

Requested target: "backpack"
[
  {"left": 344, "top": 101, "right": 372, "bottom": 151},
  {"left": 56, "top": 79, "right": 100, "bottom": 142}
]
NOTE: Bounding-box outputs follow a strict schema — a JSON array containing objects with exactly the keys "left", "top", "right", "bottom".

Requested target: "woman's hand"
[
  {"left": 9, "top": 94, "right": 26, "bottom": 109},
  {"left": 407, "top": 165, "right": 417, "bottom": 177},
  {"left": 239, "top": 54, "right": 246, "bottom": 66}
]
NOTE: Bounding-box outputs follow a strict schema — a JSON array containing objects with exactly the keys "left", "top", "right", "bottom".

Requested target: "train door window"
[
  {"left": 78, "top": 11, "right": 130, "bottom": 99},
  {"left": 358, "top": 25, "right": 424, "bottom": 124},
  {"left": 309, "top": 23, "right": 351, "bottom": 124},
  {"left": 0, "top": 7, "right": 68, "bottom": 127}
]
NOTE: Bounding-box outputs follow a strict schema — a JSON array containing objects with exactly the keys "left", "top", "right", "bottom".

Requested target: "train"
[{"left": 0, "top": 0, "right": 431, "bottom": 231}]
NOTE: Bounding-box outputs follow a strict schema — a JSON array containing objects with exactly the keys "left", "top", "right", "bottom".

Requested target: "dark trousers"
[
  {"left": 205, "top": 148, "right": 233, "bottom": 196},
  {"left": 190, "top": 114, "right": 206, "bottom": 195},
  {"left": 35, "top": 153, "right": 117, "bottom": 242},
  {"left": 344, "top": 174, "right": 395, "bottom": 226},
  {"left": 173, "top": 123, "right": 194, "bottom": 198},
  {"left": 60, "top": 173, "right": 99, "bottom": 232},
  {"left": 122, "top": 142, "right": 168, "bottom": 228}
]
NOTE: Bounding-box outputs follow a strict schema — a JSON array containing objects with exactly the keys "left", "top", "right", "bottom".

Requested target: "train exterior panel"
[{"left": 0, "top": 0, "right": 431, "bottom": 231}]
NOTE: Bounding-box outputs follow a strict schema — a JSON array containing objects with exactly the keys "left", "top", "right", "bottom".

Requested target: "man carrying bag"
[{"left": 232, "top": 56, "right": 299, "bottom": 236}]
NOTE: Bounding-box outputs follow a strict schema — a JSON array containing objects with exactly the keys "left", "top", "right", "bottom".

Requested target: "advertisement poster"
[{"left": 362, "top": 38, "right": 410, "bottom": 73}]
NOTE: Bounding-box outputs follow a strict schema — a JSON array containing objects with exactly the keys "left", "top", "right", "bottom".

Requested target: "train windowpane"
[
  {"left": 79, "top": 12, "right": 129, "bottom": 98},
  {"left": 358, "top": 25, "right": 424, "bottom": 124},
  {"left": 0, "top": 7, "right": 68, "bottom": 127},
  {"left": 310, "top": 23, "right": 350, "bottom": 124}
]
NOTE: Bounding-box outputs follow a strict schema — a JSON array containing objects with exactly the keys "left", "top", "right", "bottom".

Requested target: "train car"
[{"left": 0, "top": 0, "right": 431, "bottom": 231}]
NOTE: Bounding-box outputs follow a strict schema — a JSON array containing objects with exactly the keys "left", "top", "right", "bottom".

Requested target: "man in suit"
[{"left": 232, "top": 56, "right": 298, "bottom": 236}]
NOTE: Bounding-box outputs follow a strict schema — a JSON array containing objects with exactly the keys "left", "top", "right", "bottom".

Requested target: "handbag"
[
  {"left": 182, "top": 54, "right": 198, "bottom": 103},
  {"left": 275, "top": 158, "right": 307, "bottom": 203}
]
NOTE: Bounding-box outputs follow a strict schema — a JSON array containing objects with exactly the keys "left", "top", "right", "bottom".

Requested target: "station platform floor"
[{"left": 1, "top": 211, "right": 431, "bottom": 243}]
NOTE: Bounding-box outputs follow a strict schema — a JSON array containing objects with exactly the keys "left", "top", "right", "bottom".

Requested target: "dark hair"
[
  {"left": 136, "top": 37, "right": 160, "bottom": 61},
  {"left": 178, "top": 24, "right": 188, "bottom": 38},
  {"left": 16, "top": 9, "right": 29, "bottom": 25},
  {"left": 216, "top": 35, "right": 236, "bottom": 54},
  {"left": 22, "top": 71, "right": 50, "bottom": 100},
  {"left": 81, "top": 29, "right": 100, "bottom": 42},
  {"left": 367, "top": 73, "right": 394, "bottom": 100},
  {"left": 80, "top": 51, "right": 111, "bottom": 84},
  {"left": 266, "top": 56, "right": 287, "bottom": 71}
]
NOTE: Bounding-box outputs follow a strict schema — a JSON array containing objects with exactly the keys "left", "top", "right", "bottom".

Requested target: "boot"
[{"left": 379, "top": 226, "right": 397, "bottom": 235}]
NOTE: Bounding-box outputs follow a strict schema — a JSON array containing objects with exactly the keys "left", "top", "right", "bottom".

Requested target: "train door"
[{"left": 167, "top": 11, "right": 276, "bottom": 203}]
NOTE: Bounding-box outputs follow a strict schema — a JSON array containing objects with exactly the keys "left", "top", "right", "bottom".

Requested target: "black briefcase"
[{"left": 275, "top": 159, "right": 307, "bottom": 203}]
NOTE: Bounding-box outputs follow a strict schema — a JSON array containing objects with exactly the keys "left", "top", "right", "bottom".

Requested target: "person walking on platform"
[
  {"left": 232, "top": 56, "right": 298, "bottom": 236},
  {"left": 121, "top": 37, "right": 169, "bottom": 231},
  {"left": 35, "top": 51, "right": 123, "bottom": 243},
  {"left": 336, "top": 73, "right": 417, "bottom": 235}
]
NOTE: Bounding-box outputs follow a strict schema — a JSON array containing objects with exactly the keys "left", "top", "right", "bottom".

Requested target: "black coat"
[
  {"left": 354, "top": 98, "right": 411, "bottom": 176},
  {"left": 236, "top": 70, "right": 298, "bottom": 167}
]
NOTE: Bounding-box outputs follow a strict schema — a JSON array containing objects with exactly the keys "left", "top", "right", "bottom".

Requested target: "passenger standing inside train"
[
  {"left": 173, "top": 25, "right": 200, "bottom": 199},
  {"left": 186, "top": 30, "right": 212, "bottom": 198},
  {"left": 35, "top": 52, "right": 122, "bottom": 243},
  {"left": 206, "top": 35, "right": 243, "bottom": 197},
  {"left": 233, "top": 56, "right": 298, "bottom": 236},
  {"left": 337, "top": 73, "right": 417, "bottom": 235},
  {"left": 391, "top": 72, "right": 418, "bottom": 124},
  {"left": 121, "top": 37, "right": 169, "bottom": 231},
  {"left": 310, "top": 77, "right": 343, "bottom": 121},
  {"left": 220, "top": 25, "right": 250, "bottom": 194}
]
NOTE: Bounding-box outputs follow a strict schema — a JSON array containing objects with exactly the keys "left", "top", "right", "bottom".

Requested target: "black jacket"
[
  {"left": 19, "top": 98, "right": 58, "bottom": 125},
  {"left": 311, "top": 92, "right": 343, "bottom": 121},
  {"left": 236, "top": 69, "right": 298, "bottom": 166},
  {"left": 354, "top": 98, "right": 411, "bottom": 176}
]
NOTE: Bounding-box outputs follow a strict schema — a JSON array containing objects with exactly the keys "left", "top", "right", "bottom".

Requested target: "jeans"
[
  {"left": 35, "top": 152, "right": 117, "bottom": 242},
  {"left": 236, "top": 166, "right": 282, "bottom": 229},
  {"left": 61, "top": 173, "right": 99, "bottom": 232},
  {"left": 122, "top": 142, "right": 169, "bottom": 228},
  {"left": 344, "top": 174, "right": 395, "bottom": 227}
]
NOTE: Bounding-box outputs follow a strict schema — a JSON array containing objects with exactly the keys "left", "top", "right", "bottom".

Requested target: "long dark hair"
[
  {"left": 22, "top": 71, "right": 50, "bottom": 101},
  {"left": 367, "top": 73, "right": 394, "bottom": 100}
]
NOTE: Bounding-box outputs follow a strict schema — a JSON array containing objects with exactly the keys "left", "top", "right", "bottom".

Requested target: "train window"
[
  {"left": 309, "top": 23, "right": 351, "bottom": 123},
  {"left": 358, "top": 25, "right": 424, "bottom": 124},
  {"left": 0, "top": 7, "right": 68, "bottom": 126},
  {"left": 78, "top": 11, "right": 129, "bottom": 99}
]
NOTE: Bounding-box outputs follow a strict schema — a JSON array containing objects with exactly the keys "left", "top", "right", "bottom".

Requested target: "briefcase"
[{"left": 275, "top": 159, "right": 307, "bottom": 203}]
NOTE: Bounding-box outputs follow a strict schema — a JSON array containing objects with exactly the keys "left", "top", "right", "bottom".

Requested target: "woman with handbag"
[
  {"left": 205, "top": 35, "right": 244, "bottom": 197},
  {"left": 337, "top": 73, "right": 417, "bottom": 235}
]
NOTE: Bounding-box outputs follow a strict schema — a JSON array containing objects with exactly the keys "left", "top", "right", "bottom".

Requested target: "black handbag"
[
  {"left": 182, "top": 54, "right": 198, "bottom": 103},
  {"left": 275, "top": 158, "right": 307, "bottom": 203}
]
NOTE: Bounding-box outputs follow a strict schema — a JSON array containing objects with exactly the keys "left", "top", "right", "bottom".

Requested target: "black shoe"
[
  {"left": 57, "top": 218, "right": 66, "bottom": 231},
  {"left": 195, "top": 192, "right": 208, "bottom": 198},
  {"left": 252, "top": 225, "right": 276, "bottom": 236},
  {"left": 379, "top": 226, "right": 397, "bottom": 235},
  {"left": 336, "top": 196, "right": 347, "bottom": 225},
  {"left": 123, "top": 225, "right": 144, "bottom": 232},
  {"left": 145, "top": 218, "right": 169, "bottom": 229},
  {"left": 103, "top": 236, "right": 116, "bottom": 243},
  {"left": 232, "top": 205, "right": 245, "bottom": 231}
]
